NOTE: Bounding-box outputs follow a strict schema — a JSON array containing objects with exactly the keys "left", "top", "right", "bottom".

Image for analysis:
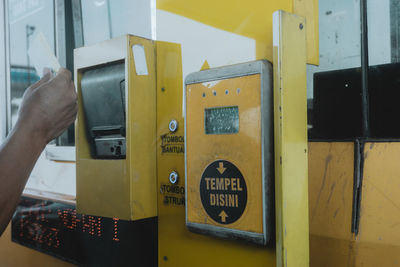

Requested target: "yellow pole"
[{"left": 273, "top": 10, "right": 309, "bottom": 267}]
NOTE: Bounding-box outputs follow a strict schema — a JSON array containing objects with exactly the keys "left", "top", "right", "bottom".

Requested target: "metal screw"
[
  {"left": 299, "top": 23, "right": 304, "bottom": 30},
  {"left": 169, "top": 171, "right": 179, "bottom": 184},
  {"left": 169, "top": 120, "right": 178, "bottom": 132}
]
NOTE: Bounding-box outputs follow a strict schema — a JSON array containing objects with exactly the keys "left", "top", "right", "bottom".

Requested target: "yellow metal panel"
[
  {"left": 186, "top": 75, "right": 263, "bottom": 233},
  {"left": 157, "top": 0, "right": 318, "bottom": 64},
  {"left": 75, "top": 71, "right": 91, "bottom": 159},
  {"left": 355, "top": 142, "right": 400, "bottom": 266},
  {"left": 308, "top": 142, "right": 354, "bottom": 239},
  {"left": 293, "top": 0, "right": 319, "bottom": 65},
  {"left": 156, "top": 42, "right": 275, "bottom": 267},
  {"left": 76, "top": 159, "right": 130, "bottom": 218},
  {"left": 310, "top": 235, "right": 356, "bottom": 267},
  {"left": 273, "top": 10, "right": 309, "bottom": 267},
  {"left": 308, "top": 142, "right": 400, "bottom": 266},
  {"left": 308, "top": 142, "right": 356, "bottom": 267},
  {"left": 127, "top": 36, "right": 157, "bottom": 220}
]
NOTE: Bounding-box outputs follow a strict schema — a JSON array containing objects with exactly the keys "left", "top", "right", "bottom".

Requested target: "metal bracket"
[{"left": 352, "top": 139, "right": 365, "bottom": 235}]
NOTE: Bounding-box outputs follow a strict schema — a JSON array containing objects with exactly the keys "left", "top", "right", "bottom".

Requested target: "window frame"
[{"left": 0, "top": 1, "right": 8, "bottom": 142}]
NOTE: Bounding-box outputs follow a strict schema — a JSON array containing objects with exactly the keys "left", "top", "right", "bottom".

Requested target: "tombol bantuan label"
[{"left": 200, "top": 160, "right": 247, "bottom": 224}]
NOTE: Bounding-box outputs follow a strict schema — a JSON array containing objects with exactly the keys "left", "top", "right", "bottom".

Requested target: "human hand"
[{"left": 16, "top": 68, "right": 77, "bottom": 146}]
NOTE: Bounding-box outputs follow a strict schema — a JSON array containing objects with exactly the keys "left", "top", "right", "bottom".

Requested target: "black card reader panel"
[{"left": 81, "top": 61, "right": 126, "bottom": 159}]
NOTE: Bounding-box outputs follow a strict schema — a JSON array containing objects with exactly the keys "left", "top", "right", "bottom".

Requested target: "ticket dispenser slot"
[
  {"left": 185, "top": 60, "right": 274, "bottom": 245},
  {"left": 75, "top": 35, "right": 157, "bottom": 221},
  {"left": 81, "top": 62, "right": 126, "bottom": 159}
]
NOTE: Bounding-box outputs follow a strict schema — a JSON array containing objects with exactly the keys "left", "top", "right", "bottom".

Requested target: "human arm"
[{"left": 0, "top": 68, "right": 77, "bottom": 236}]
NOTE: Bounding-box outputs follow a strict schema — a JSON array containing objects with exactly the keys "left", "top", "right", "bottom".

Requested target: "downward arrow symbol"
[
  {"left": 218, "top": 210, "right": 228, "bottom": 223},
  {"left": 217, "top": 162, "right": 226, "bottom": 174}
]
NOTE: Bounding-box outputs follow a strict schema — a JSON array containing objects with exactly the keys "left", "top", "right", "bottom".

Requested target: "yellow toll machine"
[
  {"left": 74, "top": 35, "right": 178, "bottom": 222},
  {"left": 185, "top": 61, "right": 274, "bottom": 245},
  {"left": 73, "top": 10, "right": 311, "bottom": 267}
]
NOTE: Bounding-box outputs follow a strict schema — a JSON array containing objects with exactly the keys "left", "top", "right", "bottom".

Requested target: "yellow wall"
[{"left": 157, "top": 0, "right": 318, "bottom": 64}]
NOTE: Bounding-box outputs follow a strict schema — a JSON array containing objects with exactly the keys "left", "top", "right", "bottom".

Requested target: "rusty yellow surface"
[
  {"left": 308, "top": 142, "right": 354, "bottom": 240},
  {"left": 157, "top": 42, "right": 275, "bottom": 267},
  {"left": 309, "top": 142, "right": 400, "bottom": 267},
  {"left": 0, "top": 224, "right": 75, "bottom": 267},
  {"left": 186, "top": 75, "right": 263, "bottom": 233},
  {"left": 308, "top": 142, "right": 355, "bottom": 267},
  {"left": 273, "top": 10, "right": 309, "bottom": 267},
  {"left": 75, "top": 35, "right": 157, "bottom": 220},
  {"left": 157, "top": 0, "right": 318, "bottom": 65},
  {"left": 356, "top": 142, "right": 400, "bottom": 266}
]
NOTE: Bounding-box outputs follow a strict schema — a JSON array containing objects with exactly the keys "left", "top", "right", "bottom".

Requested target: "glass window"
[
  {"left": 81, "top": 0, "right": 153, "bottom": 46},
  {"left": 367, "top": 0, "right": 391, "bottom": 65},
  {"left": 6, "top": 0, "right": 77, "bottom": 197},
  {"left": 307, "top": 0, "right": 362, "bottom": 139},
  {"left": 365, "top": 0, "right": 400, "bottom": 138},
  {"left": 308, "top": 0, "right": 400, "bottom": 139},
  {"left": 7, "top": 0, "right": 54, "bottom": 128}
]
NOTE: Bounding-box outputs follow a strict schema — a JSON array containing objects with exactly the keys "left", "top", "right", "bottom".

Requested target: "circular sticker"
[{"left": 200, "top": 160, "right": 247, "bottom": 224}]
